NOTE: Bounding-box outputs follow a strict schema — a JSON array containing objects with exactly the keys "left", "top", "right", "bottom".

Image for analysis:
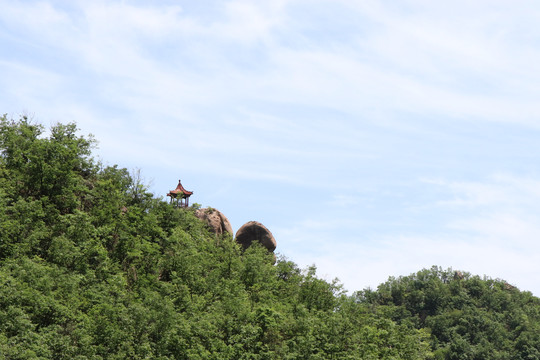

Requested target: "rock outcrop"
[
  {"left": 195, "top": 207, "right": 233, "bottom": 236},
  {"left": 235, "top": 221, "right": 277, "bottom": 252}
]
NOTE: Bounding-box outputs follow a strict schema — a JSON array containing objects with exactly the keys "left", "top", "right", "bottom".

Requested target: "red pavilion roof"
[{"left": 167, "top": 180, "right": 193, "bottom": 198}]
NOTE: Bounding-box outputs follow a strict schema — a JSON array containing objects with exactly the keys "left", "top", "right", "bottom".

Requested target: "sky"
[{"left": 1, "top": 0, "right": 540, "bottom": 295}]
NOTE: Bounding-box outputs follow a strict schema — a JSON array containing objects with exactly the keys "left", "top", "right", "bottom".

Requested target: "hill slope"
[{"left": 1, "top": 116, "right": 539, "bottom": 359}]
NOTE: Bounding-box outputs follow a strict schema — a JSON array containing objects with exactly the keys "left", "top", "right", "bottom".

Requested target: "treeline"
[{"left": 0, "top": 116, "right": 538, "bottom": 359}]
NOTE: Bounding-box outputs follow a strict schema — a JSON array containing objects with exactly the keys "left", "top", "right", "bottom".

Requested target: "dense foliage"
[
  {"left": 357, "top": 267, "right": 540, "bottom": 359},
  {"left": 0, "top": 116, "right": 538, "bottom": 359}
]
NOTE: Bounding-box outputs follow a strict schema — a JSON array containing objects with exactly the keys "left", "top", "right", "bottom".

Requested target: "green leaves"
[{"left": 357, "top": 266, "right": 540, "bottom": 359}]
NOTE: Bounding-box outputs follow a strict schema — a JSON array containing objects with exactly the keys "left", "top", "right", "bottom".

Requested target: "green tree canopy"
[{"left": 1, "top": 115, "right": 538, "bottom": 359}]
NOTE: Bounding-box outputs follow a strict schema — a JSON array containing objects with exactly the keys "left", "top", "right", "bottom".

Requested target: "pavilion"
[{"left": 167, "top": 180, "right": 193, "bottom": 208}]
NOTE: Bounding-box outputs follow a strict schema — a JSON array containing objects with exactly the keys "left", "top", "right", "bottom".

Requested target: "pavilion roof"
[{"left": 167, "top": 180, "right": 193, "bottom": 197}]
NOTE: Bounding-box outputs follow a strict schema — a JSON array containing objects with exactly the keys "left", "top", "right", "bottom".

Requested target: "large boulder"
[
  {"left": 195, "top": 207, "right": 233, "bottom": 236},
  {"left": 235, "top": 221, "right": 276, "bottom": 252}
]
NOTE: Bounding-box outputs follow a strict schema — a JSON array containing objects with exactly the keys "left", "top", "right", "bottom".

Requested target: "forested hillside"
[{"left": 1, "top": 116, "right": 539, "bottom": 359}]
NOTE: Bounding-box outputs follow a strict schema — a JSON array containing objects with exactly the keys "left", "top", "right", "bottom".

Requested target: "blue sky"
[{"left": 2, "top": 0, "right": 540, "bottom": 295}]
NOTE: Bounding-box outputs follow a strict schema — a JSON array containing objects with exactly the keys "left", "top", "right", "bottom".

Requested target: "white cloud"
[
  {"left": 433, "top": 175, "right": 540, "bottom": 209},
  {"left": 215, "top": 1, "right": 287, "bottom": 44},
  {"left": 4, "top": 0, "right": 540, "bottom": 130},
  {"left": 0, "top": 1, "right": 70, "bottom": 30}
]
